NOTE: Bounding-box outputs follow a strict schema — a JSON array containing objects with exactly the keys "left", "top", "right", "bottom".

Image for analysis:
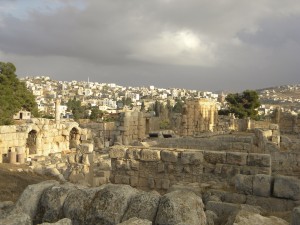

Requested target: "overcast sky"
[{"left": 0, "top": 0, "right": 299, "bottom": 91}]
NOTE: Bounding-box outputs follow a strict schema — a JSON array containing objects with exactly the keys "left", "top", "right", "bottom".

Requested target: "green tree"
[
  {"left": 89, "top": 107, "right": 104, "bottom": 121},
  {"left": 220, "top": 90, "right": 261, "bottom": 120},
  {"left": 67, "top": 98, "right": 85, "bottom": 121},
  {"left": 173, "top": 99, "right": 184, "bottom": 114},
  {"left": 0, "top": 62, "right": 38, "bottom": 125}
]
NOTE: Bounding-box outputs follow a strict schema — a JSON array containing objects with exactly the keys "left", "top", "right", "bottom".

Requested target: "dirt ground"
[{"left": 0, "top": 163, "right": 57, "bottom": 202}]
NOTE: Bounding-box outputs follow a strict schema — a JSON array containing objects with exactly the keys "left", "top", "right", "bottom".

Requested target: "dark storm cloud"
[{"left": 0, "top": 0, "right": 300, "bottom": 91}]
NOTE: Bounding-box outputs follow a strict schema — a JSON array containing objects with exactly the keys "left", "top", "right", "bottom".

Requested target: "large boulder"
[
  {"left": 37, "top": 183, "right": 77, "bottom": 223},
  {"left": 118, "top": 217, "right": 152, "bottom": 225},
  {"left": 13, "top": 180, "right": 59, "bottom": 219},
  {"left": 122, "top": 191, "right": 160, "bottom": 222},
  {"left": 63, "top": 188, "right": 99, "bottom": 225},
  {"left": 0, "top": 212, "right": 32, "bottom": 225},
  {"left": 155, "top": 190, "right": 206, "bottom": 225},
  {"left": 38, "top": 218, "right": 72, "bottom": 225},
  {"left": 234, "top": 174, "right": 253, "bottom": 195},
  {"left": 85, "top": 184, "right": 138, "bottom": 225},
  {"left": 291, "top": 206, "right": 300, "bottom": 225},
  {"left": 226, "top": 210, "right": 288, "bottom": 225}
]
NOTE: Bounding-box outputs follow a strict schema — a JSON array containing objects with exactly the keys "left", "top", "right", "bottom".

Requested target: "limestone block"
[
  {"left": 80, "top": 134, "right": 88, "bottom": 141},
  {"left": 148, "top": 177, "right": 155, "bottom": 189},
  {"left": 130, "top": 160, "right": 139, "bottom": 170},
  {"left": 161, "top": 150, "right": 178, "bottom": 162},
  {"left": 232, "top": 142, "right": 245, "bottom": 150},
  {"left": 204, "top": 151, "right": 226, "bottom": 164},
  {"left": 291, "top": 206, "right": 300, "bottom": 225},
  {"left": 157, "top": 162, "right": 165, "bottom": 173},
  {"left": 270, "top": 124, "right": 279, "bottom": 130},
  {"left": 140, "top": 149, "right": 161, "bottom": 161},
  {"left": 126, "top": 148, "right": 141, "bottom": 160},
  {"left": 206, "top": 201, "right": 239, "bottom": 221},
  {"left": 245, "top": 195, "right": 295, "bottom": 212},
  {"left": 273, "top": 175, "right": 300, "bottom": 200},
  {"left": 247, "top": 153, "right": 271, "bottom": 167},
  {"left": 161, "top": 179, "right": 170, "bottom": 190},
  {"left": 130, "top": 176, "right": 138, "bottom": 187},
  {"left": 109, "top": 146, "right": 127, "bottom": 159},
  {"left": 253, "top": 174, "right": 272, "bottom": 197},
  {"left": 226, "top": 152, "right": 247, "bottom": 166},
  {"left": 181, "top": 151, "right": 204, "bottom": 165},
  {"left": 234, "top": 174, "right": 253, "bottom": 195},
  {"left": 114, "top": 175, "right": 130, "bottom": 185}
]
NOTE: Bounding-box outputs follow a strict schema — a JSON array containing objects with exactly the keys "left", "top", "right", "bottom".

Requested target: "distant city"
[{"left": 22, "top": 76, "right": 300, "bottom": 119}]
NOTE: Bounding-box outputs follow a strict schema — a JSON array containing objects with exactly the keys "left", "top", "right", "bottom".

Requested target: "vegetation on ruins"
[
  {"left": 219, "top": 90, "right": 261, "bottom": 120},
  {"left": 66, "top": 98, "right": 87, "bottom": 121},
  {"left": 0, "top": 62, "right": 38, "bottom": 125}
]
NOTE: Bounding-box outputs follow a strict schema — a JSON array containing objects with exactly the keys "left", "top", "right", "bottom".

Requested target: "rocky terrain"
[{"left": 1, "top": 179, "right": 299, "bottom": 225}]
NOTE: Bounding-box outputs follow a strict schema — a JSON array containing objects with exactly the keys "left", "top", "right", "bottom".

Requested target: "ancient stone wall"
[
  {"left": 109, "top": 147, "right": 271, "bottom": 191},
  {"left": 180, "top": 99, "right": 218, "bottom": 136},
  {"left": 278, "top": 113, "right": 300, "bottom": 134},
  {"left": 154, "top": 135, "right": 259, "bottom": 153},
  {"left": 115, "top": 111, "right": 147, "bottom": 145},
  {"left": 0, "top": 118, "right": 89, "bottom": 163}
]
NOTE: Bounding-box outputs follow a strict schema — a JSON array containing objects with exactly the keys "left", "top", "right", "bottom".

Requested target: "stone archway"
[
  {"left": 27, "top": 130, "right": 37, "bottom": 155},
  {"left": 69, "top": 127, "right": 80, "bottom": 149}
]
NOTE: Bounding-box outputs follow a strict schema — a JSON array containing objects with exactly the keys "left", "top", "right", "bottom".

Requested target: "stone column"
[
  {"left": 209, "top": 106, "right": 214, "bottom": 132},
  {"left": 55, "top": 98, "right": 61, "bottom": 124}
]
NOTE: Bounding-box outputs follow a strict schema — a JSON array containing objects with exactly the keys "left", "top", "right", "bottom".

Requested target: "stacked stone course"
[{"left": 109, "top": 147, "right": 271, "bottom": 191}]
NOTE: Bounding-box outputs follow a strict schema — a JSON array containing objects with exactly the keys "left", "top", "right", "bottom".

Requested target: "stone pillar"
[
  {"left": 209, "top": 106, "right": 214, "bottom": 132},
  {"left": 55, "top": 98, "right": 61, "bottom": 124},
  {"left": 247, "top": 117, "right": 251, "bottom": 131},
  {"left": 8, "top": 151, "right": 16, "bottom": 164}
]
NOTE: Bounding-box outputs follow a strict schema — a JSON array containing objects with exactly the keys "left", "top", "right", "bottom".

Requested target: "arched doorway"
[
  {"left": 69, "top": 127, "right": 80, "bottom": 149},
  {"left": 27, "top": 130, "right": 37, "bottom": 154}
]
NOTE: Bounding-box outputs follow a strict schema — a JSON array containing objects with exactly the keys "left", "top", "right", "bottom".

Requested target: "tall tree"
[
  {"left": 66, "top": 98, "right": 85, "bottom": 121},
  {"left": 0, "top": 62, "right": 38, "bottom": 125},
  {"left": 219, "top": 90, "right": 261, "bottom": 120}
]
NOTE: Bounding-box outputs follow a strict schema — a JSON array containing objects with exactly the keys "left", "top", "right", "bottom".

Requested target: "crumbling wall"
[
  {"left": 0, "top": 118, "right": 89, "bottom": 163},
  {"left": 115, "top": 111, "right": 146, "bottom": 145},
  {"left": 180, "top": 99, "right": 218, "bottom": 136},
  {"left": 278, "top": 113, "right": 299, "bottom": 134},
  {"left": 109, "top": 147, "right": 271, "bottom": 191}
]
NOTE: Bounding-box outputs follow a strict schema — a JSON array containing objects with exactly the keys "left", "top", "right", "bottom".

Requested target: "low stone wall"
[
  {"left": 109, "top": 147, "right": 271, "bottom": 191},
  {"left": 154, "top": 135, "right": 259, "bottom": 153}
]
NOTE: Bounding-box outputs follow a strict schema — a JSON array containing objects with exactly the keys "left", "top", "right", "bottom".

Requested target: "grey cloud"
[{"left": 0, "top": 0, "right": 300, "bottom": 91}]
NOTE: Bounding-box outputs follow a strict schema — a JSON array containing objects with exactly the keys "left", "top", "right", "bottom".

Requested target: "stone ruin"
[{"left": 1, "top": 99, "right": 300, "bottom": 224}]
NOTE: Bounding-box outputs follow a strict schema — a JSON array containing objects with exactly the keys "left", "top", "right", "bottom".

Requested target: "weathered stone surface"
[
  {"left": 155, "top": 190, "right": 206, "bottom": 225},
  {"left": 118, "top": 217, "right": 152, "bottom": 225},
  {"left": 226, "top": 152, "right": 247, "bottom": 166},
  {"left": 0, "top": 212, "right": 32, "bottom": 225},
  {"left": 161, "top": 150, "right": 178, "bottom": 162},
  {"left": 122, "top": 191, "right": 160, "bottom": 222},
  {"left": 181, "top": 151, "right": 203, "bottom": 165},
  {"left": 291, "top": 206, "right": 300, "bottom": 225},
  {"left": 13, "top": 180, "right": 59, "bottom": 219},
  {"left": 126, "top": 148, "right": 141, "bottom": 160},
  {"left": 38, "top": 218, "right": 72, "bottom": 225},
  {"left": 38, "top": 183, "right": 77, "bottom": 223},
  {"left": 85, "top": 184, "right": 138, "bottom": 225},
  {"left": 247, "top": 153, "right": 271, "bottom": 167},
  {"left": 205, "top": 210, "right": 218, "bottom": 225},
  {"left": 273, "top": 175, "right": 300, "bottom": 200},
  {"left": 204, "top": 151, "right": 226, "bottom": 164},
  {"left": 63, "top": 188, "right": 98, "bottom": 225},
  {"left": 206, "top": 201, "right": 239, "bottom": 221},
  {"left": 246, "top": 195, "right": 296, "bottom": 212},
  {"left": 253, "top": 174, "right": 272, "bottom": 197},
  {"left": 227, "top": 211, "right": 288, "bottom": 225},
  {"left": 140, "top": 149, "right": 161, "bottom": 161},
  {"left": 234, "top": 174, "right": 253, "bottom": 195},
  {"left": 109, "top": 146, "right": 127, "bottom": 159}
]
